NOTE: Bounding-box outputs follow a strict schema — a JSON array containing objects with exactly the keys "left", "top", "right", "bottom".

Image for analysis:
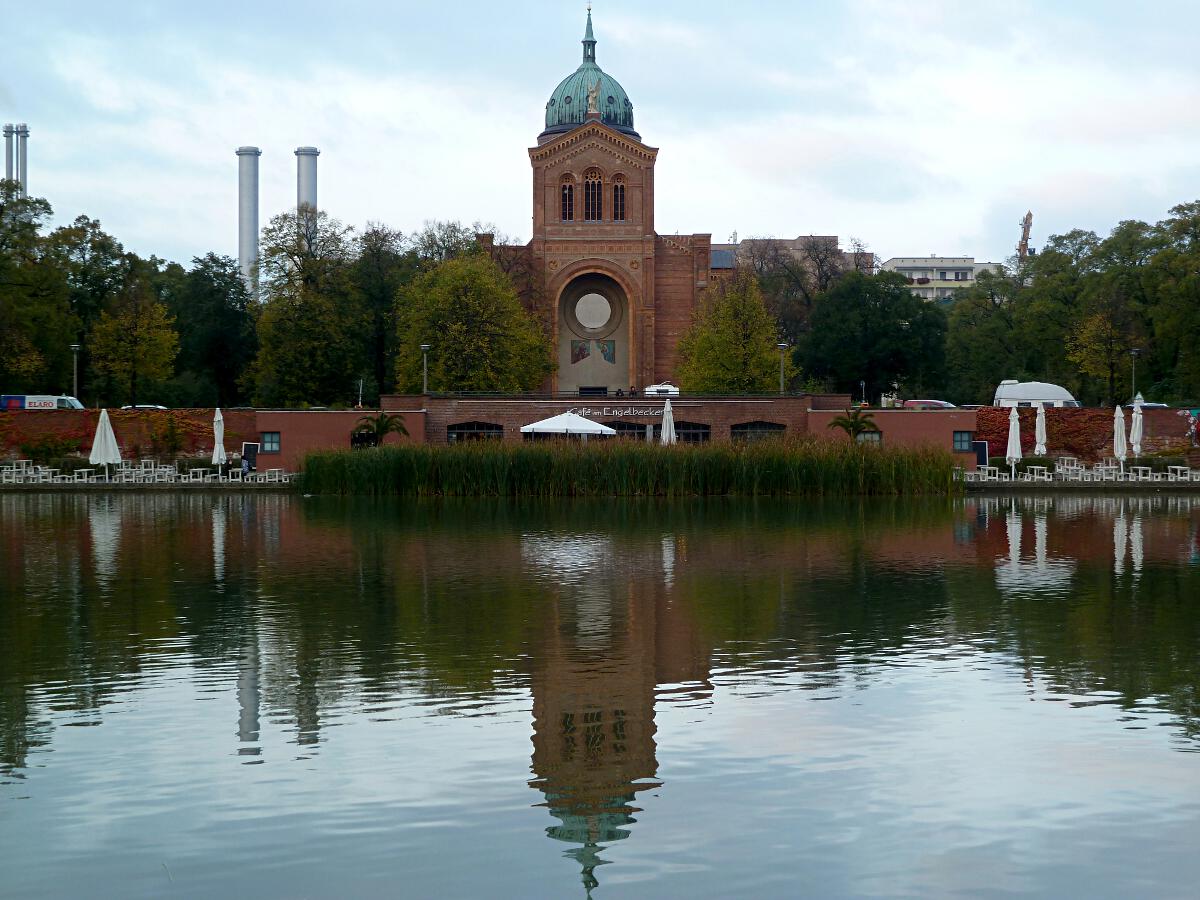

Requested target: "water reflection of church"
[{"left": 523, "top": 531, "right": 712, "bottom": 895}]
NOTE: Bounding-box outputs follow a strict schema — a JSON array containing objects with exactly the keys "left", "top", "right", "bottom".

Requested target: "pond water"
[{"left": 1, "top": 494, "right": 1199, "bottom": 899}]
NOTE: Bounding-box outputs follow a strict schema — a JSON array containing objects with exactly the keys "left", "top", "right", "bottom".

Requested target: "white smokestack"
[
  {"left": 3, "top": 125, "right": 12, "bottom": 184},
  {"left": 16, "top": 124, "right": 29, "bottom": 197},
  {"left": 236, "top": 146, "right": 262, "bottom": 293},
  {"left": 295, "top": 146, "right": 319, "bottom": 212}
]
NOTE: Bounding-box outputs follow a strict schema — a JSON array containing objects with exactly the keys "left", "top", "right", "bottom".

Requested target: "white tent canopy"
[{"left": 520, "top": 413, "right": 616, "bottom": 436}]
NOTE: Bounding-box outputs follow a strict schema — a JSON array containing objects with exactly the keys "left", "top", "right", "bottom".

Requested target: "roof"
[
  {"left": 541, "top": 10, "right": 638, "bottom": 142},
  {"left": 993, "top": 381, "right": 1077, "bottom": 401}
]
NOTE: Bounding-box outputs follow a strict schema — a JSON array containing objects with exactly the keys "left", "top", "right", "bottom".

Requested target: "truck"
[
  {"left": 992, "top": 380, "right": 1081, "bottom": 408},
  {"left": 1, "top": 394, "right": 85, "bottom": 410}
]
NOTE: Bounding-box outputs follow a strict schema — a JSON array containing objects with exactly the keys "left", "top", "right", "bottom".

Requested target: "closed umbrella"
[
  {"left": 1129, "top": 399, "right": 1143, "bottom": 459},
  {"left": 212, "top": 408, "right": 228, "bottom": 467},
  {"left": 88, "top": 408, "right": 122, "bottom": 480},
  {"left": 660, "top": 398, "right": 677, "bottom": 445},
  {"left": 1113, "top": 405, "right": 1127, "bottom": 474},
  {"left": 1005, "top": 406, "right": 1022, "bottom": 480},
  {"left": 1034, "top": 402, "right": 1048, "bottom": 457}
]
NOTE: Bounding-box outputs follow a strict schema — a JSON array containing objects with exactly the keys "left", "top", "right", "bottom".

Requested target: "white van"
[
  {"left": 1, "top": 394, "right": 85, "bottom": 410},
  {"left": 992, "top": 380, "right": 1080, "bottom": 408}
]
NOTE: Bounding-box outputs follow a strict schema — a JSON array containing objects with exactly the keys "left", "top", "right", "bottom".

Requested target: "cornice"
[{"left": 530, "top": 122, "right": 658, "bottom": 165}]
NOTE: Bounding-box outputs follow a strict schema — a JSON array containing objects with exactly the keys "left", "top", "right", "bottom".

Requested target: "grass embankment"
[{"left": 300, "top": 439, "right": 960, "bottom": 497}]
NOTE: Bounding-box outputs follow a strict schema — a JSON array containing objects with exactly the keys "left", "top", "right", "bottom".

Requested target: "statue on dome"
[{"left": 586, "top": 79, "right": 601, "bottom": 114}]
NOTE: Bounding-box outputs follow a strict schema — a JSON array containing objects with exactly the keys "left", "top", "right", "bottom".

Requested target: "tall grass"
[{"left": 300, "top": 438, "right": 961, "bottom": 497}]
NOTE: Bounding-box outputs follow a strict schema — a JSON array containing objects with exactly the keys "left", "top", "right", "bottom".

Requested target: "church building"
[{"left": 490, "top": 8, "right": 718, "bottom": 396}]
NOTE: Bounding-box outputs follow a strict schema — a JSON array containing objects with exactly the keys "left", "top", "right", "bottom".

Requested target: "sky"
[{"left": 3, "top": 0, "right": 1198, "bottom": 267}]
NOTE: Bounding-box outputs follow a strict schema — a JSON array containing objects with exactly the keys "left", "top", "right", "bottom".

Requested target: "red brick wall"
[
  {"left": 386, "top": 395, "right": 815, "bottom": 444},
  {"left": 653, "top": 235, "right": 708, "bottom": 384},
  {"left": 255, "top": 409, "right": 425, "bottom": 471},
  {"left": 0, "top": 408, "right": 256, "bottom": 460},
  {"left": 975, "top": 406, "right": 1192, "bottom": 462},
  {"left": 808, "top": 409, "right": 979, "bottom": 466}
]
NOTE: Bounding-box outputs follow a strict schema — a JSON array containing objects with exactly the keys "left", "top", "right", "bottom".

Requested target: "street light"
[
  {"left": 860, "top": 380, "right": 867, "bottom": 405},
  {"left": 776, "top": 342, "right": 788, "bottom": 395},
  {"left": 70, "top": 343, "right": 81, "bottom": 399},
  {"left": 1128, "top": 347, "right": 1142, "bottom": 403},
  {"left": 420, "top": 344, "right": 431, "bottom": 394}
]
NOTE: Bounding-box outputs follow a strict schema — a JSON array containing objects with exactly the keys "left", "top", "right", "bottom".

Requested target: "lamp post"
[
  {"left": 776, "top": 342, "right": 788, "bottom": 395},
  {"left": 420, "top": 344, "right": 431, "bottom": 395},
  {"left": 1129, "top": 347, "right": 1142, "bottom": 403},
  {"left": 860, "top": 380, "right": 867, "bottom": 405},
  {"left": 70, "top": 343, "right": 81, "bottom": 399}
]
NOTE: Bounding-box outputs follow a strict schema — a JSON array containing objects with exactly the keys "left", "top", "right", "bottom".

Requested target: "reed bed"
[{"left": 300, "top": 438, "right": 961, "bottom": 497}]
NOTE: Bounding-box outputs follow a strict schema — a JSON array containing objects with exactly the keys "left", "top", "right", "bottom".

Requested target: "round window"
[
  {"left": 575, "top": 293, "right": 612, "bottom": 329},
  {"left": 563, "top": 95, "right": 572, "bottom": 105},
  {"left": 607, "top": 95, "right": 615, "bottom": 105}
]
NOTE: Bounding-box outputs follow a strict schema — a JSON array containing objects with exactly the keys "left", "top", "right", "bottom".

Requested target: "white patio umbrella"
[
  {"left": 1113, "top": 404, "right": 1128, "bottom": 473},
  {"left": 211, "top": 407, "right": 228, "bottom": 466},
  {"left": 1034, "top": 402, "right": 1048, "bottom": 457},
  {"left": 88, "top": 408, "right": 122, "bottom": 480},
  {"left": 1005, "top": 406, "right": 1023, "bottom": 480},
  {"left": 1129, "top": 399, "right": 1144, "bottom": 459},
  {"left": 660, "top": 398, "right": 677, "bottom": 445}
]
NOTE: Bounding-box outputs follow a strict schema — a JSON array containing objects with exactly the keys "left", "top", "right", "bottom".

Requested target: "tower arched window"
[
  {"left": 612, "top": 174, "right": 626, "bottom": 222},
  {"left": 584, "top": 169, "right": 602, "bottom": 221},
  {"left": 560, "top": 176, "right": 574, "bottom": 222}
]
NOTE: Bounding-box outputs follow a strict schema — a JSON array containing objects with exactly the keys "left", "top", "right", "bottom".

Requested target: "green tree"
[
  {"left": 944, "top": 267, "right": 1020, "bottom": 404},
  {"left": 0, "top": 182, "right": 73, "bottom": 392},
  {"left": 88, "top": 272, "right": 180, "bottom": 405},
  {"left": 355, "top": 224, "right": 418, "bottom": 399},
  {"left": 394, "top": 254, "right": 553, "bottom": 393},
  {"left": 676, "top": 271, "right": 790, "bottom": 393},
  {"left": 827, "top": 407, "right": 879, "bottom": 439},
  {"left": 801, "top": 271, "right": 947, "bottom": 402},
  {"left": 162, "top": 253, "right": 256, "bottom": 406},
  {"left": 251, "top": 209, "right": 369, "bottom": 407},
  {"left": 354, "top": 412, "right": 409, "bottom": 446},
  {"left": 1147, "top": 202, "right": 1200, "bottom": 399}
]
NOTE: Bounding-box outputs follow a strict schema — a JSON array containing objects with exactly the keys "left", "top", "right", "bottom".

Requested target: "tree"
[
  {"left": 827, "top": 407, "right": 879, "bottom": 439},
  {"left": 162, "top": 253, "right": 256, "bottom": 406},
  {"left": 252, "top": 209, "right": 369, "bottom": 407},
  {"left": 355, "top": 224, "right": 418, "bottom": 399},
  {"left": 801, "top": 271, "right": 947, "bottom": 402},
  {"left": 676, "top": 271, "right": 790, "bottom": 393},
  {"left": 394, "top": 255, "right": 553, "bottom": 393},
  {"left": 0, "top": 182, "right": 72, "bottom": 392},
  {"left": 88, "top": 270, "right": 179, "bottom": 405},
  {"left": 354, "top": 412, "right": 409, "bottom": 447},
  {"left": 945, "top": 267, "right": 1020, "bottom": 404},
  {"left": 738, "top": 236, "right": 850, "bottom": 343}
]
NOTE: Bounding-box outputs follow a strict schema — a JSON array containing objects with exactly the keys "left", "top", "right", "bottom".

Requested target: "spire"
[{"left": 582, "top": 4, "right": 596, "bottom": 64}]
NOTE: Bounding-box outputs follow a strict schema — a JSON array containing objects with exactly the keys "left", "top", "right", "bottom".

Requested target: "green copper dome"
[{"left": 540, "top": 9, "right": 638, "bottom": 143}]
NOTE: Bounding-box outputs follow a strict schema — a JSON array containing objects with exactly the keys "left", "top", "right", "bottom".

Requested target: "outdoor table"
[
  {"left": 73, "top": 469, "right": 94, "bottom": 483},
  {"left": 1168, "top": 466, "right": 1191, "bottom": 482},
  {"left": 978, "top": 465, "right": 1000, "bottom": 482},
  {"left": 1024, "top": 466, "right": 1051, "bottom": 482},
  {"left": 1131, "top": 466, "right": 1153, "bottom": 482}
]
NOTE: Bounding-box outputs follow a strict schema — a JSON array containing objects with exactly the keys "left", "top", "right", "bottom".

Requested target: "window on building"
[
  {"left": 731, "top": 421, "right": 786, "bottom": 442},
  {"left": 447, "top": 421, "right": 504, "bottom": 443},
  {"left": 674, "top": 421, "right": 711, "bottom": 443},
  {"left": 939, "top": 270, "right": 949, "bottom": 280},
  {"left": 955, "top": 270, "right": 969, "bottom": 281},
  {"left": 560, "top": 178, "right": 574, "bottom": 221},
  {"left": 603, "top": 421, "right": 648, "bottom": 439},
  {"left": 612, "top": 175, "right": 626, "bottom": 221},
  {"left": 953, "top": 430, "right": 974, "bottom": 452},
  {"left": 855, "top": 430, "right": 882, "bottom": 446},
  {"left": 261, "top": 432, "right": 280, "bottom": 453},
  {"left": 584, "top": 169, "right": 602, "bottom": 221}
]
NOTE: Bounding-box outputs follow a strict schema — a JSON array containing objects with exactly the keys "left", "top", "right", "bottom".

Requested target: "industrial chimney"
[
  {"left": 3, "top": 124, "right": 13, "bottom": 184},
  {"left": 295, "top": 146, "right": 319, "bottom": 212},
  {"left": 236, "top": 146, "right": 262, "bottom": 294},
  {"left": 15, "top": 124, "right": 28, "bottom": 197}
]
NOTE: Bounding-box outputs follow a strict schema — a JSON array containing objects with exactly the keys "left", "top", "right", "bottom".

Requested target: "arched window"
[
  {"left": 560, "top": 176, "right": 574, "bottom": 222},
  {"left": 584, "top": 169, "right": 602, "bottom": 221},
  {"left": 612, "top": 174, "right": 626, "bottom": 222}
]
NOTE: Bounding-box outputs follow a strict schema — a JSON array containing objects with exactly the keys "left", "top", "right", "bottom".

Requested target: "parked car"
[
  {"left": 993, "top": 380, "right": 1081, "bottom": 408},
  {"left": 1, "top": 394, "right": 85, "bottom": 410},
  {"left": 643, "top": 382, "right": 680, "bottom": 396},
  {"left": 120, "top": 404, "right": 169, "bottom": 410},
  {"left": 903, "top": 399, "right": 957, "bottom": 409}
]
